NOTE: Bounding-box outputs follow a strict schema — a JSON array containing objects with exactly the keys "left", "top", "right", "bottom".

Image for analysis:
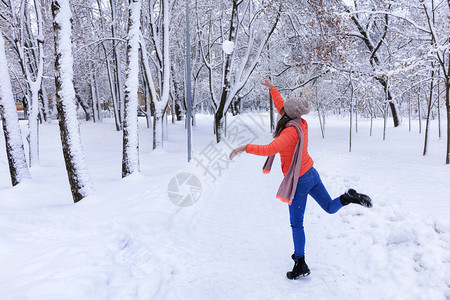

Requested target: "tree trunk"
[
  {"left": 214, "top": 0, "right": 238, "bottom": 143},
  {"left": 317, "top": 106, "right": 323, "bottom": 138},
  {"left": 40, "top": 84, "right": 50, "bottom": 122},
  {"left": 147, "top": 0, "right": 171, "bottom": 148},
  {"left": 0, "top": 31, "right": 31, "bottom": 186},
  {"left": 370, "top": 113, "right": 373, "bottom": 137},
  {"left": 446, "top": 76, "right": 450, "bottom": 164},
  {"left": 52, "top": 0, "right": 94, "bottom": 203},
  {"left": 76, "top": 94, "right": 91, "bottom": 122},
  {"left": 153, "top": 110, "right": 163, "bottom": 150},
  {"left": 383, "top": 103, "right": 388, "bottom": 141},
  {"left": 214, "top": 111, "right": 225, "bottom": 144},
  {"left": 349, "top": 78, "right": 353, "bottom": 152},
  {"left": 269, "top": 92, "right": 275, "bottom": 133},
  {"left": 96, "top": 0, "right": 118, "bottom": 129},
  {"left": 111, "top": 0, "right": 125, "bottom": 128},
  {"left": 408, "top": 94, "right": 411, "bottom": 132},
  {"left": 418, "top": 92, "right": 422, "bottom": 134},
  {"left": 90, "top": 71, "right": 99, "bottom": 123},
  {"left": 105, "top": 55, "right": 121, "bottom": 131},
  {"left": 423, "top": 69, "right": 435, "bottom": 156},
  {"left": 377, "top": 78, "right": 400, "bottom": 128},
  {"left": 267, "top": 45, "right": 275, "bottom": 133},
  {"left": 28, "top": 82, "right": 40, "bottom": 166},
  {"left": 437, "top": 70, "right": 441, "bottom": 139},
  {"left": 122, "top": 0, "right": 142, "bottom": 177},
  {"left": 93, "top": 71, "right": 102, "bottom": 122}
]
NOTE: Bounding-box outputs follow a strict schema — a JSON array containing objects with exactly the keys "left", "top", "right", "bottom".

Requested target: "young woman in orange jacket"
[{"left": 229, "top": 78, "right": 372, "bottom": 280}]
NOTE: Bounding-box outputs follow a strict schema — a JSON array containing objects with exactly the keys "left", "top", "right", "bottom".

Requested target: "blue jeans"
[{"left": 289, "top": 167, "right": 343, "bottom": 259}]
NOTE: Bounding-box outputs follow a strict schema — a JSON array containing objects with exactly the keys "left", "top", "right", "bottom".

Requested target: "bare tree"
[
  {"left": 197, "top": 0, "right": 280, "bottom": 142},
  {"left": 2, "top": 0, "right": 46, "bottom": 166},
  {"left": 342, "top": 1, "right": 400, "bottom": 127},
  {"left": 0, "top": 30, "right": 31, "bottom": 186},
  {"left": 140, "top": 0, "right": 171, "bottom": 149}
]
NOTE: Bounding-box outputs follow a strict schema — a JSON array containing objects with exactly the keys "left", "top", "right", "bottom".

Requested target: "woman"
[{"left": 229, "top": 78, "right": 372, "bottom": 280}]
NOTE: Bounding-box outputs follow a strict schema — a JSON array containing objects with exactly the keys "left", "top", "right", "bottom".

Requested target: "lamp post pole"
[{"left": 186, "top": 0, "right": 192, "bottom": 162}]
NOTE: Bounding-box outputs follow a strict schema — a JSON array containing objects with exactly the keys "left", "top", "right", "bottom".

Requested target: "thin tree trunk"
[
  {"left": 383, "top": 103, "right": 388, "bottom": 141},
  {"left": 423, "top": 69, "right": 435, "bottom": 155},
  {"left": 349, "top": 79, "right": 353, "bottom": 152},
  {"left": 171, "top": 95, "right": 175, "bottom": 124},
  {"left": 318, "top": 106, "right": 325, "bottom": 139},
  {"left": 28, "top": 83, "right": 40, "bottom": 166},
  {"left": 445, "top": 65, "right": 450, "bottom": 164},
  {"left": 105, "top": 55, "right": 121, "bottom": 131},
  {"left": 164, "top": 108, "right": 169, "bottom": 140},
  {"left": 370, "top": 113, "right": 373, "bottom": 137},
  {"left": 141, "top": 72, "right": 151, "bottom": 128},
  {"left": 408, "top": 93, "right": 411, "bottom": 132},
  {"left": 40, "top": 83, "right": 50, "bottom": 122},
  {"left": 418, "top": 91, "right": 422, "bottom": 134},
  {"left": 90, "top": 70, "right": 98, "bottom": 123},
  {"left": 368, "top": 100, "right": 373, "bottom": 136},
  {"left": 437, "top": 69, "right": 441, "bottom": 139},
  {"left": 111, "top": 0, "right": 124, "bottom": 127},
  {"left": 94, "top": 71, "right": 102, "bottom": 122},
  {"left": 267, "top": 44, "right": 275, "bottom": 133}
]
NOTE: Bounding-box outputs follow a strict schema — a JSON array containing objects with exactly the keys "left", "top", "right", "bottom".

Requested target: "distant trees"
[
  {"left": 0, "top": 0, "right": 449, "bottom": 196},
  {"left": 418, "top": 0, "right": 449, "bottom": 163},
  {"left": 336, "top": 0, "right": 449, "bottom": 161}
]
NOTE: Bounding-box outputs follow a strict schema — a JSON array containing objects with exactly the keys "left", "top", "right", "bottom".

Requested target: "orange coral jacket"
[{"left": 246, "top": 88, "right": 314, "bottom": 177}]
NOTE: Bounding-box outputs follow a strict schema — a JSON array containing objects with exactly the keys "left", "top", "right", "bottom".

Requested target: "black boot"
[
  {"left": 340, "top": 188, "right": 373, "bottom": 208},
  {"left": 286, "top": 254, "right": 310, "bottom": 279}
]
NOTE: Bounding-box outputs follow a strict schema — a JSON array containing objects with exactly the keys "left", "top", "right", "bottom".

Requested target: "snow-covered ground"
[{"left": 0, "top": 113, "right": 449, "bottom": 299}]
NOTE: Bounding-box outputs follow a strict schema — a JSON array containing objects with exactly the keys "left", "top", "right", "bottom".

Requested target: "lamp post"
[{"left": 186, "top": 0, "right": 192, "bottom": 162}]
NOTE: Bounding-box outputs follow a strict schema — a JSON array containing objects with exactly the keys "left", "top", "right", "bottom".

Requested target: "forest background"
[{"left": 0, "top": 0, "right": 449, "bottom": 203}]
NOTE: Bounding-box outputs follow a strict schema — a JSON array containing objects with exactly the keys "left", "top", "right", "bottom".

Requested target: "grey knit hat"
[{"left": 283, "top": 97, "right": 310, "bottom": 118}]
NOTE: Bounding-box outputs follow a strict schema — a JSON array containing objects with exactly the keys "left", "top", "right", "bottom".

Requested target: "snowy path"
[
  {"left": 1, "top": 115, "right": 449, "bottom": 299},
  {"left": 158, "top": 119, "right": 450, "bottom": 299}
]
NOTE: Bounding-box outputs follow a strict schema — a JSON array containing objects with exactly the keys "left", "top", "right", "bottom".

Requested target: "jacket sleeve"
[
  {"left": 246, "top": 127, "right": 297, "bottom": 157},
  {"left": 270, "top": 88, "right": 285, "bottom": 115}
]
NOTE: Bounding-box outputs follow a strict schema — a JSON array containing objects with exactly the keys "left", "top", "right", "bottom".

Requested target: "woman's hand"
[
  {"left": 261, "top": 77, "right": 275, "bottom": 90},
  {"left": 229, "top": 145, "right": 247, "bottom": 160}
]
